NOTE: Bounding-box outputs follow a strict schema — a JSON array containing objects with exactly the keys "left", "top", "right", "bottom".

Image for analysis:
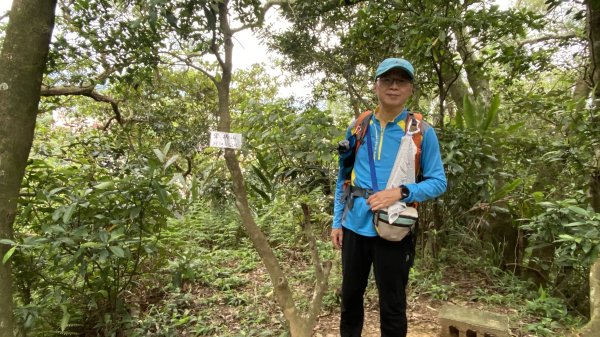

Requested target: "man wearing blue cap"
[{"left": 331, "top": 58, "right": 447, "bottom": 336}]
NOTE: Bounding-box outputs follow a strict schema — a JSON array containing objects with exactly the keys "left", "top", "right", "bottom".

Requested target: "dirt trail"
[{"left": 314, "top": 299, "right": 441, "bottom": 337}]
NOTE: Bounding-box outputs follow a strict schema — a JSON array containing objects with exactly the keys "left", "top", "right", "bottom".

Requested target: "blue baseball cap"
[{"left": 375, "top": 58, "right": 415, "bottom": 81}]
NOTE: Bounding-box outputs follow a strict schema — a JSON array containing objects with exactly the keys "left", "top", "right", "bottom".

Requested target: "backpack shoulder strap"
[
  {"left": 407, "top": 112, "right": 424, "bottom": 177},
  {"left": 353, "top": 110, "right": 372, "bottom": 152}
]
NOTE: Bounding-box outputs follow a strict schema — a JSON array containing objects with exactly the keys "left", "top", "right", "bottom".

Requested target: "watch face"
[{"left": 401, "top": 186, "right": 409, "bottom": 199}]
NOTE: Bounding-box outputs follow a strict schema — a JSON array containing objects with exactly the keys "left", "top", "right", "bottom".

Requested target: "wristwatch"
[{"left": 399, "top": 185, "right": 410, "bottom": 200}]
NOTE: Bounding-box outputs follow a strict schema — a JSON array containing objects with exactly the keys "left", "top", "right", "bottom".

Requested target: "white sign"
[{"left": 210, "top": 131, "right": 243, "bottom": 149}]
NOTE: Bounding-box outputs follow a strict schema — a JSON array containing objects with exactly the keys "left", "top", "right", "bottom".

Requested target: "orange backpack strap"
[{"left": 353, "top": 110, "right": 373, "bottom": 153}]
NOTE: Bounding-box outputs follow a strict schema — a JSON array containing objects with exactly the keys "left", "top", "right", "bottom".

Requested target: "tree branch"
[
  {"left": 96, "top": 65, "right": 115, "bottom": 84},
  {"left": 162, "top": 51, "right": 218, "bottom": 87},
  {"left": 210, "top": 27, "right": 226, "bottom": 69},
  {"left": 231, "top": 0, "right": 289, "bottom": 34},
  {"left": 173, "top": 156, "right": 193, "bottom": 177},
  {"left": 231, "top": 0, "right": 367, "bottom": 33},
  {"left": 518, "top": 34, "right": 578, "bottom": 47},
  {"left": 101, "top": 116, "right": 116, "bottom": 131},
  {"left": 300, "top": 203, "right": 332, "bottom": 324},
  {"left": 40, "top": 85, "right": 123, "bottom": 125},
  {"left": 344, "top": 75, "right": 371, "bottom": 115},
  {"left": 184, "top": 156, "right": 192, "bottom": 177}
]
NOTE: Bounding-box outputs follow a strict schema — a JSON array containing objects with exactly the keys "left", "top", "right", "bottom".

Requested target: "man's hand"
[
  {"left": 331, "top": 228, "right": 343, "bottom": 249},
  {"left": 366, "top": 188, "right": 402, "bottom": 211}
]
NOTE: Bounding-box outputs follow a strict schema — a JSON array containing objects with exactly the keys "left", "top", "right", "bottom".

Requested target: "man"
[{"left": 331, "top": 58, "right": 447, "bottom": 337}]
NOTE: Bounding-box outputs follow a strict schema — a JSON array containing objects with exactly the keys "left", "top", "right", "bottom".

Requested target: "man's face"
[{"left": 373, "top": 68, "right": 413, "bottom": 109}]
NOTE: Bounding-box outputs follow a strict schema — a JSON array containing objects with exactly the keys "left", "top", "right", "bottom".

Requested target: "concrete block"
[{"left": 439, "top": 304, "right": 510, "bottom": 337}]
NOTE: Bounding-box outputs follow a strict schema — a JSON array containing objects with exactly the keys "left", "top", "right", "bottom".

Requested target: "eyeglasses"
[{"left": 378, "top": 77, "right": 412, "bottom": 87}]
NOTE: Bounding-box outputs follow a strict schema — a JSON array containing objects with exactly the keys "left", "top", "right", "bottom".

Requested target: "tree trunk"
[
  {"left": 0, "top": 1, "right": 57, "bottom": 335},
  {"left": 581, "top": 1, "right": 600, "bottom": 335},
  {"left": 572, "top": 78, "right": 591, "bottom": 111},
  {"left": 214, "top": 2, "right": 329, "bottom": 335},
  {"left": 581, "top": 259, "right": 600, "bottom": 336},
  {"left": 586, "top": 0, "right": 600, "bottom": 213},
  {"left": 440, "top": 45, "right": 468, "bottom": 113},
  {"left": 223, "top": 150, "right": 303, "bottom": 329},
  {"left": 453, "top": 26, "right": 492, "bottom": 106}
]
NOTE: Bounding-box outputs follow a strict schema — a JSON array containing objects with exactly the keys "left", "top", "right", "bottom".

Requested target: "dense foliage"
[{"left": 1, "top": 0, "right": 599, "bottom": 336}]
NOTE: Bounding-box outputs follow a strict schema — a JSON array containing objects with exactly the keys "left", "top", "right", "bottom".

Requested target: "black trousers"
[{"left": 340, "top": 227, "right": 414, "bottom": 337}]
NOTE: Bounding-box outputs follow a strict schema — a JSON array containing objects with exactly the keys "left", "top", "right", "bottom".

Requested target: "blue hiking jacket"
[{"left": 332, "top": 108, "right": 447, "bottom": 237}]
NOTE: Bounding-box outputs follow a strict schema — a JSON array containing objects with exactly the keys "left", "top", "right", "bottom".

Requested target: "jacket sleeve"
[
  {"left": 402, "top": 126, "right": 446, "bottom": 203},
  {"left": 332, "top": 127, "right": 353, "bottom": 229}
]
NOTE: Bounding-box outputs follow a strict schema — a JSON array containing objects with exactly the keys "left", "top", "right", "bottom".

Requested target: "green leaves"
[
  {"left": 557, "top": 234, "right": 581, "bottom": 243},
  {"left": 236, "top": 98, "right": 338, "bottom": 200},
  {"left": 567, "top": 205, "right": 590, "bottom": 217},
  {"left": 203, "top": 4, "right": 217, "bottom": 30},
  {"left": 457, "top": 94, "right": 501, "bottom": 131},
  {"left": 165, "top": 10, "right": 178, "bottom": 29},
  {"left": 109, "top": 246, "right": 125, "bottom": 258},
  {"left": 483, "top": 95, "right": 500, "bottom": 131},
  {"left": 0, "top": 239, "right": 15, "bottom": 246},
  {"left": 2, "top": 239, "right": 19, "bottom": 265},
  {"left": 491, "top": 178, "right": 523, "bottom": 202},
  {"left": 165, "top": 154, "right": 179, "bottom": 169},
  {"left": 526, "top": 197, "right": 600, "bottom": 266},
  {"left": 60, "top": 305, "right": 71, "bottom": 332},
  {"left": 63, "top": 203, "right": 77, "bottom": 224},
  {"left": 247, "top": 152, "right": 282, "bottom": 203},
  {"left": 2, "top": 246, "right": 16, "bottom": 265},
  {"left": 12, "top": 131, "right": 185, "bottom": 334},
  {"left": 80, "top": 242, "right": 105, "bottom": 249},
  {"left": 153, "top": 142, "right": 181, "bottom": 170},
  {"left": 153, "top": 149, "right": 166, "bottom": 163},
  {"left": 94, "top": 181, "right": 114, "bottom": 190}
]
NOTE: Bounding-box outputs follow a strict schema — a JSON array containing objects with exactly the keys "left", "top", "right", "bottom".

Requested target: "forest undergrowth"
[{"left": 128, "top": 205, "right": 585, "bottom": 337}]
